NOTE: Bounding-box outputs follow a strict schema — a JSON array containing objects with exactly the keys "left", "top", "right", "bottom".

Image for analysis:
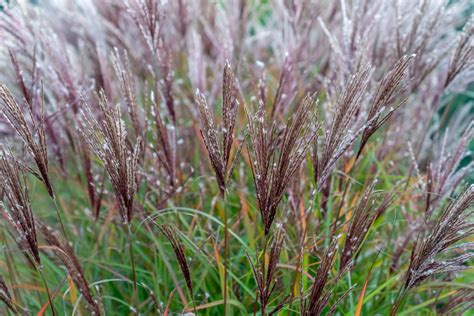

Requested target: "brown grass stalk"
[
  {"left": 247, "top": 93, "right": 319, "bottom": 235},
  {"left": 392, "top": 185, "right": 474, "bottom": 314},
  {"left": 0, "top": 274, "right": 17, "bottom": 314},
  {"left": 38, "top": 221, "right": 101, "bottom": 315}
]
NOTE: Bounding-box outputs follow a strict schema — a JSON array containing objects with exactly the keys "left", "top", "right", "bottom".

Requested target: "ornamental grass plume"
[
  {"left": 126, "top": 0, "right": 163, "bottom": 55},
  {"left": 392, "top": 185, "right": 474, "bottom": 315},
  {"left": 79, "top": 90, "right": 141, "bottom": 225},
  {"left": 425, "top": 123, "right": 473, "bottom": 214},
  {"left": 149, "top": 91, "right": 178, "bottom": 188},
  {"left": 0, "top": 275, "right": 16, "bottom": 314},
  {"left": 246, "top": 92, "right": 319, "bottom": 235},
  {"left": 157, "top": 224, "right": 193, "bottom": 301},
  {"left": 270, "top": 57, "right": 297, "bottom": 120},
  {"left": 0, "top": 84, "right": 53, "bottom": 198},
  {"left": 77, "top": 132, "right": 105, "bottom": 221},
  {"left": 444, "top": 16, "right": 473, "bottom": 88},
  {"left": 156, "top": 38, "right": 177, "bottom": 124},
  {"left": 405, "top": 186, "right": 474, "bottom": 289},
  {"left": 312, "top": 65, "right": 371, "bottom": 189},
  {"left": 439, "top": 285, "right": 474, "bottom": 315},
  {"left": 0, "top": 147, "right": 40, "bottom": 266},
  {"left": 195, "top": 61, "right": 239, "bottom": 196},
  {"left": 357, "top": 54, "right": 415, "bottom": 158},
  {"left": 38, "top": 221, "right": 101, "bottom": 315},
  {"left": 302, "top": 238, "right": 353, "bottom": 316},
  {"left": 112, "top": 49, "right": 143, "bottom": 139},
  {"left": 340, "top": 180, "right": 392, "bottom": 270}
]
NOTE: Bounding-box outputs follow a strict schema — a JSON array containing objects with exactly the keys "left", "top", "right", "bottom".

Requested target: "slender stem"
[
  {"left": 331, "top": 154, "right": 359, "bottom": 234},
  {"left": 127, "top": 223, "right": 138, "bottom": 314},
  {"left": 261, "top": 233, "right": 268, "bottom": 316},
  {"left": 391, "top": 288, "right": 407, "bottom": 316},
  {"left": 253, "top": 293, "right": 258, "bottom": 316},
  {"left": 37, "top": 266, "right": 56, "bottom": 316},
  {"left": 51, "top": 195, "right": 70, "bottom": 241},
  {"left": 223, "top": 192, "right": 229, "bottom": 316},
  {"left": 347, "top": 271, "right": 354, "bottom": 311}
]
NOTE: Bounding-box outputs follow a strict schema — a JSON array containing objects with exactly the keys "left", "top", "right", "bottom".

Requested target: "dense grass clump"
[{"left": 0, "top": 0, "right": 472, "bottom": 315}]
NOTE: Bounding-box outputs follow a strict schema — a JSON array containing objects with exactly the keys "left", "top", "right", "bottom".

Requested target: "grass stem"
[
  {"left": 126, "top": 223, "right": 138, "bottom": 314},
  {"left": 51, "top": 194, "right": 70, "bottom": 241},
  {"left": 223, "top": 192, "right": 229, "bottom": 316},
  {"left": 37, "top": 265, "right": 56, "bottom": 316}
]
